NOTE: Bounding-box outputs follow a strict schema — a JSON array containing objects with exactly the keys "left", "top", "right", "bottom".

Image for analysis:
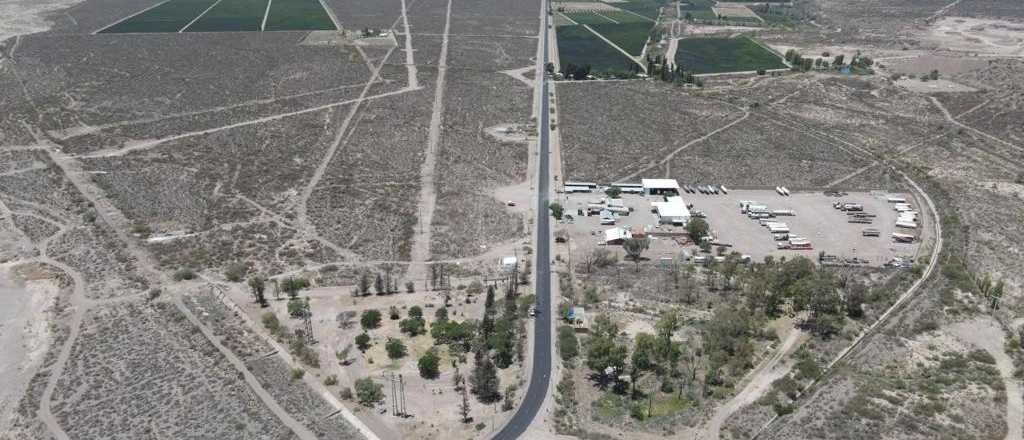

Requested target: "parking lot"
[{"left": 556, "top": 188, "right": 921, "bottom": 267}]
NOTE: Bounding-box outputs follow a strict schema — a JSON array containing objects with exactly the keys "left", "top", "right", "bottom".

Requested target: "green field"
[
  {"left": 588, "top": 22, "right": 652, "bottom": 56},
  {"left": 100, "top": 0, "right": 218, "bottom": 33},
  {"left": 562, "top": 12, "right": 616, "bottom": 25},
  {"left": 600, "top": 11, "right": 655, "bottom": 23},
  {"left": 264, "top": 0, "right": 335, "bottom": 30},
  {"left": 557, "top": 25, "right": 638, "bottom": 74},
  {"left": 674, "top": 36, "right": 786, "bottom": 74},
  {"left": 615, "top": 0, "right": 665, "bottom": 19},
  {"left": 185, "top": 0, "right": 268, "bottom": 31},
  {"left": 98, "top": 0, "right": 337, "bottom": 33}
]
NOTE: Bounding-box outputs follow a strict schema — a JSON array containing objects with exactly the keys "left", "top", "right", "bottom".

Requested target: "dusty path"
[
  {"left": 617, "top": 108, "right": 750, "bottom": 182},
  {"left": 80, "top": 85, "right": 413, "bottom": 159},
  {"left": 405, "top": 0, "right": 453, "bottom": 285},
  {"left": 949, "top": 318, "right": 1023, "bottom": 440},
  {"left": 750, "top": 167, "right": 944, "bottom": 438},
  {"left": 172, "top": 294, "right": 319, "bottom": 440},
  {"left": 702, "top": 328, "right": 805, "bottom": 439},
  {"left": 399, "top": 0, "right": 419, "bottom": 89},
  {"left": 930, "top": 96, "right": 1023, "bottom": 153}
]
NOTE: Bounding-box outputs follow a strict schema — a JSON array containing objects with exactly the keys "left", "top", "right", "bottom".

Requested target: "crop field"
[
  {"left": 588, "top": 22, "right": 652, "bottom": 55},
  {"left": 562, "top": 11, "right": 617, "bottom": 25},
  {"left": 557, "top": 25, "right": 638, "bottom": 73},
  {"left": 264, "top": 0, "right": 337, "bottom": 30},
  {"left": 675, "top": 36, "right": 786, "bottom": 74},
  {"left": 615, "top": 0, "right": 665, "bottom": 19},
  {"left": 99, "top": 0, "right": 337, "bottom": 33}
]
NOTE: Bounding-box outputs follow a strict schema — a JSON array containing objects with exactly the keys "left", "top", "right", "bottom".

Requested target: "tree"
[
  {"left": 248, "top": 276, "right": 268, "bottom": 307},
  {"left": 459, "top": 385, "right": 472, "bottom": 423},
  {"left": 470, "top": 356, "right": 502, "bottom": 403},
  {"left": 845, "top": 282, "right": 868, "bottom": 318},
  {"left": 281, "top": 277, "right": 308, "bottom": 299},
  {"left": 434, "top": 307, "right": 449, "bottom": 323},
  {"left": 929, "top": 69, "right": 940, "bottom": 80},
  {"left": 385, "top": 338, "right": 407, "bottom": 359},
  {"left": 418, "top": 348, "right": 441, "bottom": 379},
  {"left": 355, "top": 333, "right": 371, "bottom": 352},
  {"left": 399, "top": 316, "right": 426, "bottom": 336},
  {"left": 361, "top": 309, "right": 382, "bottom": 330},
  {"left": 549, "top": 202, "right": 564, "bottom": 220},
  {"left": 389, "top": 306, "right": 401, "bottom": 320},
  {"left": 622, "top": 237, "right": 651, "bottom": 272},
  {"left": 557, "top": 326, "right": 579, "bottom": 361},
  {"left": 409, "top": 305, "right": 423, "bottom": 319},
  {"left": 357, "top": 271, "right": 371, "bottom": 296},
  {"left": 374, "top": 273, "right": 385, "bottom": 295},
  {"left": 224, "top": 262, "right": 248, "bottom": 282},
  {"left": 354, "top": 377, "right": 384, "bottom": 407},
  {"left": 686, "top": 218, "right": 710, "bottom": 244},
  {"left": 605, "top": 186, "right": 622, "bottom": 198},
  {"left": 832, "top": 54, "right": 845, "bottom": 67}
]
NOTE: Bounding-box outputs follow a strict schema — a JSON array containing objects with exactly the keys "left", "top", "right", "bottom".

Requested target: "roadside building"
[
  {"left": 651, "top": 197, "right": 691, "bottom": 225},
  {"left": 604, "top": 227, "right": 632, "bottom": 244},
  {"left": 566, "top": 306, "right": 587, "bottom": 329},
  {"left": 641, "top": 178, "right": 681, "bottom": 196}
]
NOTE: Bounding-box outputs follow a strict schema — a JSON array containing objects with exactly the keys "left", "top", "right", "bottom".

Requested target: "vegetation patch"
[
  {"left": 557, "top": 25, "right": 640, "bottom": 75},
  {"left": 588, "top": 22, "right": 654, "bottom": 56},
  {"left": 674, "top": 36, "right": 786, "bottom": 74}
]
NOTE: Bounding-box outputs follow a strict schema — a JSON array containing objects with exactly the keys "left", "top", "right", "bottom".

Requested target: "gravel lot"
[{"left": 560, "top": 188, "right": 919, "bottom": 266}]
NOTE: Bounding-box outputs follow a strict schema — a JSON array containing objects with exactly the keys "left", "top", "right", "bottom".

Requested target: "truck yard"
[{"left": 556, "top": 184, "right": 922, "bottom": 266}]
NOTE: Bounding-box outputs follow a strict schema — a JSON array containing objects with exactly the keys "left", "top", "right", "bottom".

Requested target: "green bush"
[
  {"left": 354, "top": 377, "right": 384, "bottom": 407},
  {"left": 386, "top": 338, "right": 407, "bottom": 359},
  {"left": 418, "top": 348, "right": 441, "bottom": 379},
  {"left": 557, "top": 326, "right": 579, "bottom": 361},
  {"left": 361, "top": 309, "right": 382, "bottom": 330},
  {"left": 291, "top": 368, "right": 305, "bottom": 380},
  {"left": 173, "top": 268, "right": 196, "bottom": 281},
  {"left": 355, "top": 333, "right": 371, "bottom": 352},
  {"left": 224, "top": 262, "right": 248, "bottom": 282}
]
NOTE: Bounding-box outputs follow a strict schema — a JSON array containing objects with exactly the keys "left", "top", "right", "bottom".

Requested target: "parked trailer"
[
  {"left": 843, "top": 203, "right": 864, "bottom": 211},
  {"left": 780, "top": 186, "right": 790, "bottom": 196},
  {"left": 887, "top": 196, "right": 907, "bottom": 204},
  {"left": 862, "top": 228, "right": 880, "bottom": 237},
  {"left": 775, "top": 186, "right": 785, "bottom": 196},
  {"left": 720, "top": 185, "right": 729, "bottom": 194},
  {"left": 772, "top": 209, "right": 795, "bottom": 216},
  {"left": 772, "top": 233, "right": 789, "bottom": 241},
  {"left": 892, "top": 233, "right": 915, "bottom": 243},
  {"left": 896, "top": 221, "right": 918, "bottom": 229}
]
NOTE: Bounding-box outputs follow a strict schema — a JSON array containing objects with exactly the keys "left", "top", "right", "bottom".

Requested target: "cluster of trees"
[
  {"left": 261, "top": 312, "right": 320, "bottom": 367},
  {"left": 354, "top": 270, "right": 412, "bottom": 296},
  {"left": 561, "top": 63, "right": 592, "bottom": 80},
  {"left": 646, "top": 55, "right": 703, "bottom": 86},
  {"left": 785, "top": 49, "right": 875, "bottom": 73}
]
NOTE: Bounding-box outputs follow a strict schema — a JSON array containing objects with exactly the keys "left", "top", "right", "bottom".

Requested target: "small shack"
[{"left": 604, "top": 227, "right": 632, "bottom": 244}]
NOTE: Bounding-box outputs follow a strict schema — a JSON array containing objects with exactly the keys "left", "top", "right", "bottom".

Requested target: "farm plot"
[
  {"left": 308, "top": 89, "right": 435, "bottom": 261},
  {"left": 563, "top": 11, "right": 618, "bottom": 25},
  {"left": 49, "top": 301, "right": 295, "bottom": 439},
  {"left": 185, "top": 0, "right": 272, "bottom": 32},
  {"left": 430, "top": 71, "right": 532, "bottom": 259},
  {"left": 99, "top": 0, "right": 338, "bottom": 32},
  {"left": 98, "top": 0, "right": 220, "bottom": 33},
  {"left": 556, "top": 81, "right": 744, "bottom": 182},
  {"left": 588, "top": 21, "right": 653, "bottom": 55},
  {"left": 615, "top": 0, "right": 666, "bottom": 19},
  {"left": 675, "top": 36, "right": 786, "bottom": 74},
  {"left": 264, "top": 0, "right": 337, "bottom": 31},
  {"left": 557, "top": 25, "right": 638, "bottom": 73},
  {"left": 5, "top": 34, "right": 369, "bottom": 132}
]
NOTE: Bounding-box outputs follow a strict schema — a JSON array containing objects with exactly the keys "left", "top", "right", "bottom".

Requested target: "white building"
[
  {"left": 651, "top": 198, "right": 691, "bottom": 225},
  {"left": 604, "top": 227, "right": 632, "bottom": 244},
  {"left": 641, "top": 178, "right": 681, "bottom": 196}
]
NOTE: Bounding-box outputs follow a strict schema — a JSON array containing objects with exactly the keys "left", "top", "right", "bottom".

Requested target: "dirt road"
[
  {"left": 950, "top": 318, "right": 1023, "bottom": 440},
  {"left": 702, "top": 327, "right": 805, "bottom": 439}
]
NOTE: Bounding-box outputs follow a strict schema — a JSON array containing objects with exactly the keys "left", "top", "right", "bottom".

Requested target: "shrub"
[
  {"left": 354, "top": 377, "right": 384, "bottom": 407},
  {"left": 406, "top": 281, "right": 415, "bottom": 293},
  {"left": 557, "top": 326, "right": 579, "bottom": 361},
  {"left": 287, "top": 298, "right": 308, "bottom": 317},
  {"left": 291, "top": 368, "right": 305, "bottom": 380},
  {"left": 261, "top": 313, "right": 281, "bottom": 333},
  {"left": 409, "top": 306, "right": 423, "bottom": 319},
  {"left": 324, "top": 375, "right": 338, "bottom": 386},
  {"left": 549, "top": 202, "right": 564, "bottom": 220},
  {"left": 361, "top": 309, "right": 382, "bottom": 330},
  {"left": 224, "top": 262, "right": 248, "bottom": 282},
  {"left": 386, "top": 338, "right": 407, "bottom": 359},
  {"left": 418, "top": 348, "right": 441, "bottom": 379},
  {"left": 355, "top": 333, "right": 371, "bottom": 352},
  {"left": 173, "top": 268, "right": 196, "bottom": 281},
  {"left": 400, "top": 317, "right": 426, "bottom": 336},
  {"left": 339, "top": 387, "right": 354, "bottom": 400}
]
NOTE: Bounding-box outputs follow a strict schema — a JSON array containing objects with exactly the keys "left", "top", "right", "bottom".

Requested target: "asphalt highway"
[{"left": 491, "top": 1, "right": 552, "bottom": 438}]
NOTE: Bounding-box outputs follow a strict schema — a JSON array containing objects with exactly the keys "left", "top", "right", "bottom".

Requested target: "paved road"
[{"left": 492, "top": 2, "right": 552, "bottom": 439}]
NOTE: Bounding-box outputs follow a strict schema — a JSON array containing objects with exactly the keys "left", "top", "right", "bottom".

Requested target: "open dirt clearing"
[
  {"left": 950, "top": 318, "right": 1023, "bottom": 440},
  {"left": 0, "top": 0, "right": 85, "bottom": 42},
  {"left": 0, "top": 266, "right": 58, "bottom": 431},
  {"left": 925, "top": 17, "right": 1024, "bottom": 56}
]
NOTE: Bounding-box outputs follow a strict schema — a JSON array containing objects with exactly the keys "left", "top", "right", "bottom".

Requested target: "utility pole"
[
  {"left": 399, "top": 374, "right": 407, "bottom": 416},
  {"left": 302, "top": 300, "right": 315, "bottom": 345}
]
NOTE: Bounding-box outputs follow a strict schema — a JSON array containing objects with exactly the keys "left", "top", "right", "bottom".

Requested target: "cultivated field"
[{"left": 675, "top": 36, "right": 786, "bottom": 74}]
